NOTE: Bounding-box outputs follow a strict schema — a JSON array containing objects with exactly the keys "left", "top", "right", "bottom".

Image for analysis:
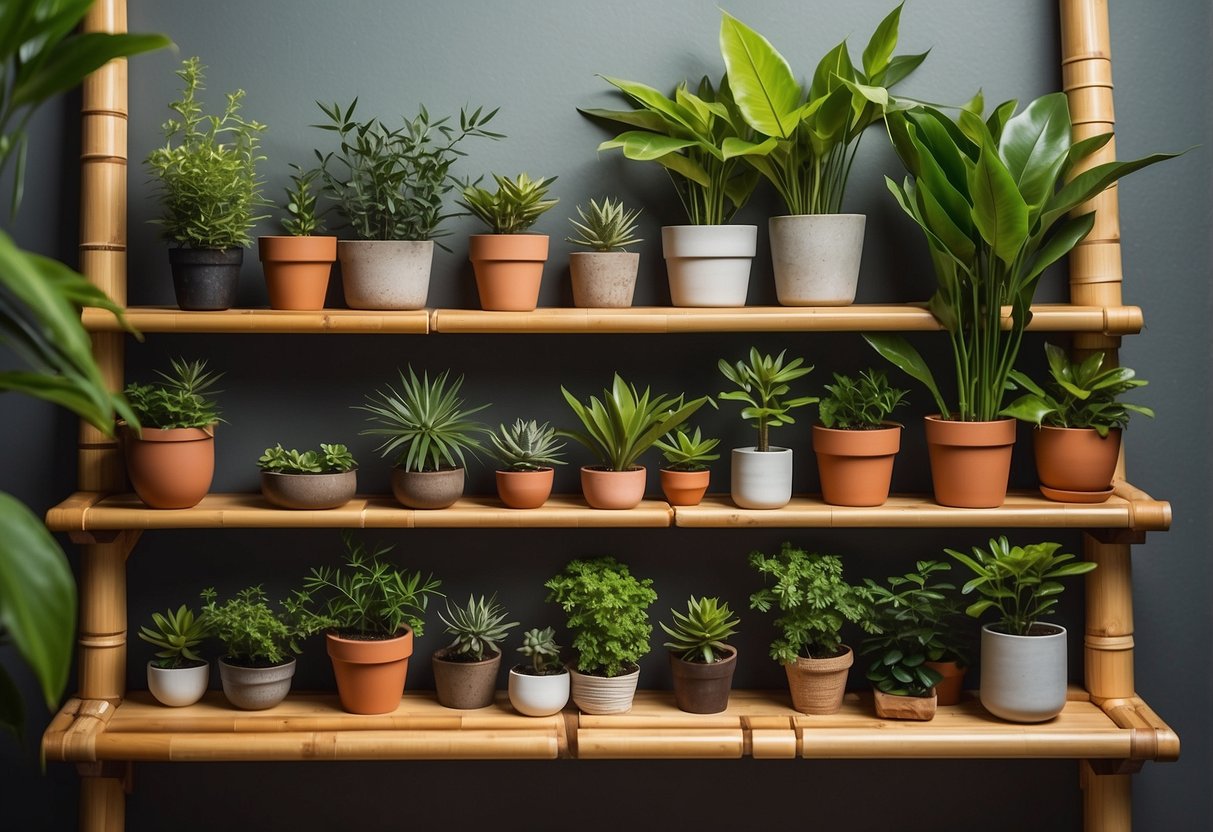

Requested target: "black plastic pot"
[{"left": 169, "top": 247, "right": 243, "bottom": 310}]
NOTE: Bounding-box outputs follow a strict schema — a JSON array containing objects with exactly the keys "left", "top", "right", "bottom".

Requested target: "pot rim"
[
  {"left": 580, "top": 464, "right": 646, "bottom": 473},
  {"left": 1035, "top": 424, "right": 1122, "bottom": 436},
  {"left": 566, "top": 662, "right": 640, "bottom": 680},
  {"left": 122, "top": 423, "right": 216, "bottom": 442},
  {"left": 981, "top": 622, "right": 1067, "bottom": 639},
  {"left": 813, "top": 421, "right": 903, "bottom": 434},
  {"left": 392, "top": 465, "right": 465, "bottom": 475},
  {"left": 432, "top": 647, "right": 502, "bottom": 667},
  {"left": 924, "top": 414, "right": 1016, "bottom": 426},
  {"left": 218, "top": 656, "right": 296, "bottom": 670},
  {"left": 509, "top": 665, "right": 570, "bottom": 677},
  {"left": 732, "top": 445, "right": 791, "bottom": 455},
  {"left": 325, "top": 626, "right": 414, "bottom": 645},
  {"left": 260, "top": 468, "right": 358, "bottom": 477},
  {"left": 668, "top": 644, "right": 737, "bottom": 666},
  {"left": 146, "top": 659, "right": 209, "bottom": 672},
  {"left": 660, "top": 224, "right": 758, "bottom": 231},
  {"left": 769, "top": 212, "right": 866, "bottom": 222},
  {"left": 496, "top": 466, "right": 555, "bottom": 475}
]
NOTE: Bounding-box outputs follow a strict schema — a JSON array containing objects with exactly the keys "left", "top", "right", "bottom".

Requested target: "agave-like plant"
[
  {"left": 138, "top": 605, "right": 210, "bottom": 669},
  {"left": 565, "top": 196, "right": 643, "bottom": 251},
  {"left": 459, "top": 172, "right": 559, "bottom": 234},
  {"left": 438, "top": 594, "right": 520, "bottom": 661},
  {"left": 489, "top": 419, "right": 567, "bottom": 471},
  {"left": 661, "top": 596, "right": 740, "bottom": 664},
  {"left": 654, "top": 426, "right": 720, "bottom": 471},
  {"left": 517, "top": 626, "right": 563, "bottom": 675}
]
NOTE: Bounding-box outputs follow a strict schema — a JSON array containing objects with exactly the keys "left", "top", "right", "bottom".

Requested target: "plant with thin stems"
[
  {"left": 818, "top": 369, "right": 908, "bottom": 430},
  {"left": 718, "top": 348, "right": 817, "bottom": 452},
  {"left": 280, "top": 164, "right": 325, "bottom": 236},
  {"left": 199, "top": 585, "right": 307, "bottom": 666},
  {"left": 123, "top": 358, "right": 223, "bottom": 431}
]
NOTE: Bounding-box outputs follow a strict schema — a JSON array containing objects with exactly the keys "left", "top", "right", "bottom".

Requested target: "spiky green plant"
[
  {"left": 258, "top": 443, "right": 356, "bottom": 474},
  {"left": 138, "top": 605, "right": 210, "bottom": 669},
  {"left": 124, "top": 358, "right": 223, "bottom": 430},
  {"left": 718, "top": 348, "right": 818, "bottom": 452},
  {"left": 489, "top": 419, "right": 567, "bottom": 471},
  {"left": 654, "top": 426, "right": 720, "bottom": 472},
  {"left": 661, "top": 596, "right": 740, "bottom": 663},
  {"left": 281, "top": 164, "right": 324, "bottom": 236},
  {"left": 517, "top": 627, "right": 563, "bottom": 675},
  {"left": 459, "top": 172, "right": 558, "bottom": 234},
  {"left": 565, "top": 197, "right": 643, "bottom": 251},
  {"left": 437, "top": 594, "right": 520, "bottom": 661}
]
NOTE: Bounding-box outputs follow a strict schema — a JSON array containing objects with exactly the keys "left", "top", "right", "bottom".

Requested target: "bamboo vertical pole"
[{"left": 1082, "top": 760, "right": 1132, "bottom": 832}]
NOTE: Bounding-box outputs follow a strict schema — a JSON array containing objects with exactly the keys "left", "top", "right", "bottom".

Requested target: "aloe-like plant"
[
  {"left": 437, "top": 595, "right": 520, "bottom": 661},
  {"left": 280, "top": 164, "right": 325, "bottom": 236},
  {"left": 654, "top": 426, "right": 720, "bottom": 471},
  {"left": 138, "top": 605, "right": 210, "bottom": 669},
  {"left": 661, "top": 596, "right": 740, "bottom": 663},
  {"left": 818, "top": 369, "right": 908, "bottom": 430},
  {"left": 459, "top": 172, "right": 558, "bottom": 234},
  {"left": 258, "top": 443, "right": 356, "bottom": 474},
  {"left": 488, "top": 419, "right": 566, "bottom": 472},
  {"left": 718, "top": 348, "right": 818, "bottom": 452},
  {"left": 566, "top": 197, "right": 643, "bottom": 251},
  {"left": 516, "top": 627, "right": 563, "bottom": 675}
]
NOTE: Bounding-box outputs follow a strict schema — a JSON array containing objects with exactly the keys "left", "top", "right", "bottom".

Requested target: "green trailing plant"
[
  {"left": 437, "top": 594, "right": 519, "bottom": 661},
  {"left": 545, "top": 557, "right": 657, "bottom": 677},
  {"left": 258, "top": 443, "right": 356, "bottom": 474},
  {"left": 358, "top": 367, "right": 490, "bottom": 472},
  {"left": 719, "top": 3, "right": 927, "bottom": 214},
  {"left": 516, "top": 627, "right": 564, "bottom": 675},
  {"left": 718, "top": 348, "right": 817, "bottom": 452},
  {"left": 488, "top": 419, "right": 566, "bottom": 472},
  {"left": 1002, "top": 343, "right": 1153, "bottom": 436},
  {"left": 654, "top": 426, "right": 720, "bottom": 471},
  {"left": 146, "top": 57, "right": 269, "bottom": 249},
  {"left": 313, "top": 99, "right": 502, "bottom": 242},
  {"left": 947, "top": 537, "right": 1096, "bottom": 637},
  {"left": 818, "top": 369, "right": 909, "bottom": 430},
  {"left": 459, "top": 172, "right": 558, "bottom": 234},
  {"left": 660, "top": 596, "right": 740, "bottom": 664},
  {"left": 581, "top": 74, "right": 774, "bottom": 225},
  {"left": 280, "top": 164, "right": 325, "bottom": 236},
  {"left": 199, "top": 585, "right": 306, "bottom": 666},
  {"left": 865, "top": 94, "right": 1180, "bottom": 422},
  {"left": 123, "top": 358, "right": 223, "bottom": 430},
  {"left": 566, "top": 196, "right": 643, "bottom": 251},
  {"left": 560, "top": 374, "right": 712, "bottom": 471},
  {"left": 138, "top": 605, "right": 209, "bottom": 669},
  {"left": 748, "top": 543, "right": 877, "bottom": 662}
]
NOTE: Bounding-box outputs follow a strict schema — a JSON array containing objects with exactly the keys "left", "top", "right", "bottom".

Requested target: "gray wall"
[{"left": 2, "top": 1, "right": 1208, "bottom": 829}]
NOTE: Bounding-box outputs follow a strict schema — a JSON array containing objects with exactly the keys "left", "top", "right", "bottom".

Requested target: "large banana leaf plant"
[
  {"left": 0, "top": 0, "right": 169, "bottom": 740},
  {"left": 719, "top": 3, "right": 927, "bottom": 215},
  {"left": 865, "top": 93, "right": 1180, "bottom": 422}
]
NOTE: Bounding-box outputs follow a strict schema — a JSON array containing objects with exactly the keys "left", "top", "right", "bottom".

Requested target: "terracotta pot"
[
  {"left": 1034, "top": 425, "right": 1121, "bottom": 498},
  {"left": 169, "top": 247, "right": 242, "bottom": 311},
  {"left": 147, "top": 661, "right": 209, "bottom": 707},
  {"left": 580, "top": 466, "right": 646, "bottom": 510},
  {"left": 569, "top": 251, "right": 639, "bottom": 307},
  {"left": 391, "top": 466, "right": 464, "bottom": 509},
  {"left": 784, "top": 646, "right": 853, "bottom": 715},
  {"left": 659, "top": 468, "right": 710, "bottom": 506},
  {"left": 123, "top": 424, "right": 215, "bottom": 509},
  {"left": 979, "top": 623, "right": 1068, "bottom": 723},
  {"left": 923, "top": 416, "right": 1016, "bottom": 508},
  {"left": 769, "top": 213, "right": 865, "bottom": 306},
  {"left": 812, "top": 423, "right": 901, "bottom": 507},
  {"left": 218, "top": 658, "right": 295, "bottom": 710},
  {"left": 924, "top": 660, "right": 967, "bottom": 707},
  {"left": 338, "top": 240, "right": 433, "bottom": 309},
  {"left": 495, "top": 468, "right": 555, "bottom": 509},
  {"left": 568, "top": 664, "right": 640, "bottom": 714},
  {"left": 508, "top": 667, "right": 570, "bottom": 716},
  {"left": 730, "top": 446, "right": 793, "bottom": 509},
  {"left": 258, "top": 235, "right": 337, "bottom": 310},
  {"left": 260, "top": 470, "right": 357, "bottom": 510},
  {"left": 468, "top": 234, "right": 549, "bottom": 311},
  {"left": 326, "top": 628, "right": 413, "bottom": 715},
  {"left": 873, "top": 688, "right": 937, "bottom": 721},
  {"left": 432, "top": 648, "right": 502, "bottom": 709},
  {"left": 669, "top": 646, "right": 737, "bottom": 714}
]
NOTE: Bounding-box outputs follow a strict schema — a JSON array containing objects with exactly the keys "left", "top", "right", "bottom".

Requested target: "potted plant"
[
  {"left": 654, "top": 425, "right": 720, "bottom": 506},
  {"left": 566, "top": 196, "right": 643, "bottom": 308},
  {"left": 865, "top": 94, "right": 1177, "bottom": 507},
  {"left": 582, "top": 75, "right": 774, "bottom": 307},
  {"left": 432, "top": 594, "right": 519, "bottom": 709},
  {"left": 560, "top": 374, "right": 711, "bottom": 509},
  {"left": 257, "top": 165, "right": 336, "bottom": 310},
  {"left": 138, "top": 604, "right": 211, "bottom": 708},
  {"left": 660, "top": 596, "right": 740, "bottom": 714},
  {"left": 257, "top": 443, "right": 357, "bottom": 510},
  {"left": 200, "top": 585, "right": 305, "bottom": 711},
  {"left": 1003, "top": 344, "right": 1153, "bottom": 502},
  {"left": 459, "top": 172, "right": 559, "bottom": 311},
  {"left": 508, "top": 627, "right": 570, "bottom": 717},
  {"left": 719, "top": 5, "right": 926, "bottom": 305},
  {"left": 358, "top": 367, "right": 490, "bottom": 509},
  {"left": 122, "top": 358, "right": 223, "bottom": 509},
  {"left": 948, "top": 537, "right": 1096, "bottom": 723},
  {"left": 718, "top": 348, "right": 817, "bottom": 509},
  {"left": 749, "top": 543, "right": 876, "bottom": 714},
  {"left": 545, "top": 557, "right": 657, "bottom": 714},
  {"left": 814, "top": 369, "right": 909, "bottom": 506},
  {"left": 146, "top": 57, "right": 268, "bottom": 311},
  {"left": 488, "top": 419, "right": 566, "bottom": 509},
  {"left": 292, "top": 535, "right": 442, "bottom": 715},
  {"left": 313, "top": 100, "right": 502, "bottom": 310}
]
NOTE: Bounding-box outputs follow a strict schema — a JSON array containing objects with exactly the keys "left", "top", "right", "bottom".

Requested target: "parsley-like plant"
[
  {"left": 818, "top": 369, "right": 909, "bottom": 430},
  {"left": 199, "top": 586, "right": 306, "bottom": 667},
  {"left": 545, "top": 557, "right": 657, "bottom": 677}
]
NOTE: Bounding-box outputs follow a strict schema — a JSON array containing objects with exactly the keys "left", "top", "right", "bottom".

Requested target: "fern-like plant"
[
  {"left": 545, "top": 557, "right": 657, "bottom": 677},
  {"left": 516, "top": 627, "right": 564, "bottom": 675},
  {"left": 280, "top": 164, "right": 325, "bottom": 236},
  {"left": 460, "top": 173, "right": 559, "bottom": 234},
  {"left": 437, "top": 595, "right": 519, "bottom": 661},
  {"left": 566, "top": 197, "right": 643, "bottom": 251},
  {"left": 199, "top": 586, "right": 306, "bottom": 666},
  {"left": 661, "top": 596, "right": 740, "bottom": 663},
  {"left": 138, "top": 605, "right": 210, "bottom": 669},
  {"left": 488, "top": 419, "right": 566, "bottom": 471},
  {"left": 123, "top": 358, "right": 223, "bottom": 430},
  {"left": 818, "top": 369, "right": 909, "bottom": 430}
]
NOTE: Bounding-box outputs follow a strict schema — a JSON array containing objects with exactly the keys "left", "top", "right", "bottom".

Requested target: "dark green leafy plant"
[
  {"left": 459, "top": 172, "right": 559, "bottom": 234},
  {"left": 718, "top": 348, "right": 817, "bottom": 452},
  {"left": 818, "top": 369, "right": 908, "bottom": 429},
  {"left": 258, "top": 443, "right": 356, "bottom": 474},
  {"left": 566, "top": 197, "right": 643, "bottom": 251},
  {"left": 138, "top": 605, "right": 209, "bottom": 669},
  {"left": 488, "top": 419, "right": 566, "bottom": 471},
  {"left": 654, "top": 426, "right": 720, "bottom": 471},
  {"left": 123, "top": 358, "right": 223, "bottom": 430},
  {"left": 280, "top": 164, "right": 324, "bottom": 236},
  {"left": 660, "top": 596, "right": 740, "bottom": 663},
  {"left": 516, "top": 627, "right": 563, "bottom": 675},
  {"left": 545, "top": 557, "right": 657, "bottom": 677},
  {"left": 145, "top": 57, "right": 269, "bottom": 249},
  {"left": 437, "top": 595, "right": 519, "bottom": 661},
  {"left": 199, "top": 585, "right": 306, "bottom": 666}
]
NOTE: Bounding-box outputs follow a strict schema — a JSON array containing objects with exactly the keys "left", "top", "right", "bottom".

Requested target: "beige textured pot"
[
  {"left": 432, "top": 648, "right": 502, "bottom": 709},
  {"left": 338, "top": 240, "right": 433, "bottom": 310},
  {"left": 569, "top": 251, "right": 639, "bottom": 307},
  {"left": 784, "top": 646, "right": 853, "bottom": 715},
  {"left": 873, "top": 688, "right": 937, "bottom": 721},
  {"left": 568, "top": 664, "right": 640, "bottom": 714},
  {"left": 260, "top": 470, "right": 357, "bottom": 510},
  {"left": 391, "top": 467, "right": 464, "bottom": 509}
]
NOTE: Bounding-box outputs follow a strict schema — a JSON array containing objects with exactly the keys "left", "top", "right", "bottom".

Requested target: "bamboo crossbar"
[{"left": 81, "top": 307, "right": 429, "bottom": 334}]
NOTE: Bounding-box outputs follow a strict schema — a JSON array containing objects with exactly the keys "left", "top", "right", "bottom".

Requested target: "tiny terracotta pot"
[
  {"left": 326, "top": 628, "right": 413, "bottom": 715},
  {"left": 568, "top": 664, "right": 640, "bottom": 714},
  {"left": 260, "top": 470, "right": 357, "bottom": 510},
  {"left": 1034, "top": 425, "right": 1121, "bottom": 498},
  {"left": 580, "top": 466, "right": 646, "bottom": 510},
  {"left": 123, "top": 424, "right": 215, "bottom": 509},
  {"left": 432, "top": 648, "right": 502, "bottom": 710},
  {"left": 569, "top": 251, "right": 639, "bottom": 307},
  {"left": 495, "top": 468, "right": 555, "bottom": 509},
  {"left": 812, "top": 423, "right": 901, "bottom": 507},
  {"left": 924, "top": 660, "right": 967, "bottom": 707},
  {"left": 784, "top": 646, "right": 853, "bottom": 715},
  {"left": 873, "top": 688, "right": 937, "bottom": 721},
  {"left": 391, "top": 467, "right": 464, "bottom": 509},
  {"left": 258, "top": 235, "right": 337, "bottom": 310},
  {"left": 669, "top": 646, "right": 737, "bottom": 714},
  {"left": 468, "top": 234, "right": 549, "bottom": 311},
  {"left": 923, "top": 416, "right": 1016, "bottom": 508},
  {"left": 659, "top": 468, "right": 710, "bottom": 506}
]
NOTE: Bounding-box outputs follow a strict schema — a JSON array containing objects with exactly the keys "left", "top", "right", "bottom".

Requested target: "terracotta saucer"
[{"left": 1039, "top": 484, "right": 1115, "bottom": 503}]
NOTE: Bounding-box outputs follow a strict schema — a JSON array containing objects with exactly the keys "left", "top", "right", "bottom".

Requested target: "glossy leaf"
[
  {"left": 719, "top": 11, "right": 801, "bottom": 138},
  {"left": 998, "top": 92, "right": 1072, "bottom": 213},
  {"left": 969, "top": 141, "right": 1029, "bottom": 265},
  {"left": 863, "top": 334, "right": 949, "bottom": 417}
]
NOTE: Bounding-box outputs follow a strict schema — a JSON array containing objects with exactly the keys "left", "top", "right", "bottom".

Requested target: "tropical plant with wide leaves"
[{"left": 865, "top": 93, "right": 1180, "bottom": 422}]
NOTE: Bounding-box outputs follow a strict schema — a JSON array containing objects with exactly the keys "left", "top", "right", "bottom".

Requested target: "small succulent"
[
  {"left": 517, "top": 626, "right": 563, "bottom": 675},
  {"left": 258, "top": 443, "right": 356, "bottom": 474},
  {"left": 459, "top": 172, "right": 558, "bottom": 234},
  {"left": 654, "top": 425, "right": 720, "bottom": 472},
  {"left": 566, "top": 196, "right": 643, "bottom": 251},
  {"left": 489, "top": 419, "right": 567, "bottom": 472},
  {"left": 438, "top": 594, "right": 520, "bottom": 661},
  {"left": 660, "top": 596, "right": 740, "bottom": 664},
  {"left": 281, "top": 164, "right": 325, "bottom": 236},
  {"left": 138, "top": 605, "right": 210, "bottom": 669}
]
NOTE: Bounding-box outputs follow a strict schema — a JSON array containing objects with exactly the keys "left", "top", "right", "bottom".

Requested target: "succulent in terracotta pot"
[
  {"left": 654, "top": 425, "right": 720, "bottom": 507},
  {"left": 258, "top": 165, "right": 336, "bottom": 310},
  {"left": 488, "top": 419, "right": 566, "bottom": 509}
]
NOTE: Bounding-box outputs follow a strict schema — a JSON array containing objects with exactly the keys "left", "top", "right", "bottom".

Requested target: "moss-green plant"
[
  {"left": 818, "top": 369, "right": 909, "bottom": 430},
  {"left": 138, "top": 605, "right": 209, "bottom": 669},
  {"left": 459, "top": 172, "right": 558, "bottom": 234},
  {"left": 718, "top": 348, "right": 817, "bottom": 452},
  {"left": 545, "top": 557, "right": 657, "bottom": 677},
  {"left": 488, "top": 419, "right": 566, "bottom": 471},
  {"left": 566, "top": 197, "right": 643, "bottom": 251},
  {"left": 280, "top": 164, "right": 324, "bottom": 236},
  {"left": 654, "top": 426, "right": 720, "bottom": 472},
  {"left": 123, "top": 358, "right": 223, "bottom": 430},
  {"left": 660, "top": 596, "right": 739, "bottom": 663},
  {"left": 516, "top": 627, "right": 563, "bottom": 675},
  {"left": 258, "top": 443, "right": 355, "bottom": 474},
  {"left": 199, "top": 586, "right": 306, "bottom": 666},
  {"left": 437, "top": 595, "right": 519, "bottom": 661}
]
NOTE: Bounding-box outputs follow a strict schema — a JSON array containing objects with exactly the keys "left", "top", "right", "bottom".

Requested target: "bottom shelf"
[{"left": 43, "top": 689, "right": 1178, "bottom": 764}]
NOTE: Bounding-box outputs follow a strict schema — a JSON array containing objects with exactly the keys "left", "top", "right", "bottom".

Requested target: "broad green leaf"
[
  {"left": 721, "top": 136, "right": 777, "bottom": 160},
  {"left": 998, "top": 92, "right": 1071, "bottom": 213},
  {"left": 578, "top": 107, "right": 671, "bottom": 134},
  {"left": 1000, "top": 394, "right": 1055, "bottom": 425},
  {"left": 600, "top": 76, "right": 699, "bottom": 135},
  {"left": 11, "top": 32, "right": 171, "bottom": 108},
  {"left": 863, "top": 334, "right": 949, "bottom": 417},
  {"left": 1043, "top": 152, "right": 1184, "bottom": 230},
  {"left": 1062, "top": 131, "right": 1114, "bottom": 177},
  {"left": 862, "top": 2, "right": 904, "bottom": 79},
  {"left": 810, "top": 40, "right": 855, "bottom": 102},
  {"left": 719, "top": 12, "right": 802, "bottom": 139},
  {"left": 598, "top": 131, "right": 699, "bottom": 162},
  {"left": 652, "top": 150, "right": 712, "bottom": 188},
  {"left": 874, "top": 51, "right": 929, "bottom": 88},
  {"left": 969, "top": 140, "right": 1029, "bottom": 265}
]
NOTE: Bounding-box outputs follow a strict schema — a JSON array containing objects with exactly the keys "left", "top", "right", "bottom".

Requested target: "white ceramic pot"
[
  {"left": 769, "top": 214, "right": 865, "bottom": 306},
  {"left": 661, "top": 225, "right": 756, "bottom": 307},
  {"left": 569, "top": 251, "right": 639, "bottom": 307},
  {"left": 568, "top": 665, "right": 640, "bottom": 714},
  {"left": 979, "top": 623, "right": 1068, "bottom": 723},
  {"left": 337, "top": 240, "right": 433, "bottom": 309},
  {"left": 730, "top": 446, "right": 793, "bottom": 509},
  {"left": 508, "top": 667, "right": 571, "bottom": 717},
  {"left": 218, "top": 658, "right": 296, "bottom": 711},
  {"left": 146, "top": 661, "right": 209, "bottom": 707}
]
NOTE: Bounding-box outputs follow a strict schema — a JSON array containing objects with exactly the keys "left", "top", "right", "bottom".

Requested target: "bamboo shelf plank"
[{"left": 81, "top": 307, "right": 430, "bottom": 333}]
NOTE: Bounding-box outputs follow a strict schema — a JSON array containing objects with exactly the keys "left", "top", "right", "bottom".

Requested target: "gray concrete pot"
[
  {"left": 569, "top": 251, "right": 639, "bottom": 307},
  {"left": 730, "top": 446, "right": 793, "bottom": 509},
  {"left": 260, "top": 470, "right": 357, "bottom": 510},
  {"left": 169, "top": 247, "right": 242, "bottom": 311},
  {"left": 432, "top": 648, "right": 502, "bottom": 709},
  {"left": 218, "top": 658, "right": 295, "bottom": 710},
  {"left": 390, "top": 466, "right": 464, "bottom": 509},
  {"left": 979, "top": 623, "right": 1068, "bottom": 723},
  {"left": 338, "top": 240, "right": 433, "bottom": 309},
  {"left": 661, "top": 225, "right": 756, "bottom": 307},
  {"left": 769, "top": 214, "right": 865, "bottom": 306}
]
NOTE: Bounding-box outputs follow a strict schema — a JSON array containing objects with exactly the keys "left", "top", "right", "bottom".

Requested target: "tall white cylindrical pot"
[
  {"left": 147, "top": 661, "right": 210, "bottom": 707},
  {"left": 568, "top": 665, "right": 640, "bottom": 714},
  {"left": 661, "top": 225, "right": 756, "bottom": 307},
  {"left": 338, "top": 240, "right": 434, "bottom": 309},
  {"left": 508, "top": 668, "right": 571, "bottom": 716},
  {"left": 769, "top": 214, "right": 865, "bottom": 306},
  {"left": 731, "top": 446, "right": 793, "bottom": 509},
  {"left": 979, "top": 623, "right": 1068, "bottom": 723}
]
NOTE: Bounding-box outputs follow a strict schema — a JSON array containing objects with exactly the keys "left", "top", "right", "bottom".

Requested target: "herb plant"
[
  {"left": 437, "top": 595, "right": 519, "bottom": 661},
  {"left": 718, "top": 348, "right": 817, "bottom": 452},
  {"left": 660, "top": 596, "right": 740, "bottom": 664},
  {"left": 545, "top": 557, "right": 657, "bottom": 677},
  {"left": 489, "top": 419, "right": 566, "bottom": 471},
  {"left": 654, "top": 426, "right": 720, "bottom": 471},
  {"left": 138, "top": 605, "right": 209, "bottom": 669},
  {"left": 258, "top": 443, "right": 356, "bottom": 474},
  {"left": 566, "top": 197, "right": 643, "bottom": 251},
  {"left": 818, "top": 369, "right": 908, "bottom": 430},
  {"left": 280, "top": 164, "right": 325, "bottom": 236},
  {"left": 516, "top": 627, "right": 564, "bottom": 675},
  {"left": 459, "top": 172, "right": 559, "bottom": 234},
  {"left": 200, "top": 586, "right": 305, "bottom": 666},
  {"left": 124, "top": 358, "right": 223, "bottom": 430}
]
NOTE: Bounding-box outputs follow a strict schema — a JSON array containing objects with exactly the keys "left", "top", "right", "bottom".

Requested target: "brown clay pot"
[
  {"left": 924, "top": 660, "right": 967, "bottom": 706},
  {"left": 873, "top": 688, "right": 937, "bottom": 721},
  {"left": 391, "top": 467, "right": 464, "bottom": 509},
  {"left": 123, "top": 425, "right": 215, "bottom": 509},
  {"left": 923, "top": 416, "right": 1016, "bottom": 508},
  {"left": 812, "top": 423, "right": 902, "bottom": 507},
  {"left": 1034, "top": 425, "right": 1121, "bottom": 498},
  {"left": 659, "top": 468, "right": 710, "bottom": 506},
  {"left": 669, "top": 646, "right": 737, "bottom": 714},
  {"left": 326, "top": 628, "right": 413, "bottom": 715},
  {"left": 432, "top": 648, "right": 502, "bottom": 709},
  {"left": 257, "top": 235, "right": 337, "bottom": 310},
  {"left": 784, "top": 646, "right": 853, "bottom": 715},
  {"left": 468, "top": 234, "right": 549, "bottom": 311},
  {"left": 495, "top": 468, "right": 555, "bottom": 509},
  {"left": 580, "top": 466, "right": 646, "bottom": 509}
]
